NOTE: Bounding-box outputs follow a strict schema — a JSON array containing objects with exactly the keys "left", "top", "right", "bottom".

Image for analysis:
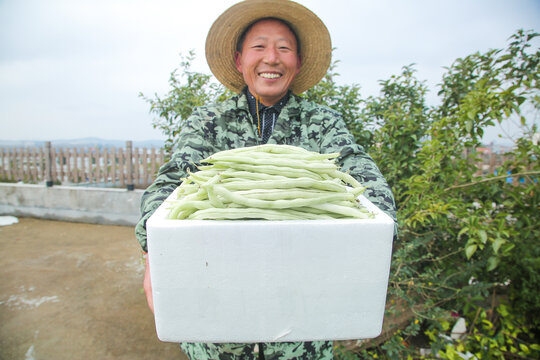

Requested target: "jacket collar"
[{"left": 227, "top": 90, "right": 304, "bottom": 144}]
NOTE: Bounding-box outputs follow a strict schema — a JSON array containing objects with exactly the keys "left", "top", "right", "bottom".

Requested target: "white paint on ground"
[
  {"left": 2, "top": 294, "right": 60, "bottom": 309},
  {"left": 25, "top": 344, "right": 35, "bottom": 360},
  {"left": 0, "top": 215, "right": 19, "bottom": 226},
  {"left": 25, "top": 331, "right": 39, "bottom": 360},
  {"left": 0, "top": 286, "right": 59, "bottom": 310}
]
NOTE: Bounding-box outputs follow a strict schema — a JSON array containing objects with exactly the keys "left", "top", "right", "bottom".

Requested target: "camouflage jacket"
[
  {"left": 135, "top": 91, "right": 396, "bottom": 252},
  {"left": 135, "top": 91, "right": 397, "bottom": 359}
]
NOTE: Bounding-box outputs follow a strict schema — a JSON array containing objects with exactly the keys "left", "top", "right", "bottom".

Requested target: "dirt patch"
[{"left": 0, "top": 217, "right": 188, "bottom": 360}]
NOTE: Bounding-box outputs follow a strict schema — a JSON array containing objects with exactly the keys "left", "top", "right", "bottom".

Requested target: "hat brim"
[{"left": 205, "top": 0, "right": 332, "bottom": 94}]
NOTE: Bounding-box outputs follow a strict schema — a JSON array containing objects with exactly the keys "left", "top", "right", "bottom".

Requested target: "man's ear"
[
  {"left": 235, "top": 51, "right": 243, "bottom": 73},
  {"left": 295, "top": 54, "right": 302, "bottom": 75}
]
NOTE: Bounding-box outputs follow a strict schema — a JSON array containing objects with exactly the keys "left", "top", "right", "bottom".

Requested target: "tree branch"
[{"left": 444, "top": 171, "right": 540, "bottom": 191}]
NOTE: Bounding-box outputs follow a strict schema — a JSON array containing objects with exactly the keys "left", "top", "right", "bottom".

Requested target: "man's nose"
[{"left": 263, "top": 47, "right": 280, "bottom": 64}]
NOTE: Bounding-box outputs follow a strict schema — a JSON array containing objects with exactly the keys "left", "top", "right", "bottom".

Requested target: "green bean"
[
  {"left": 186, "top": 207, "right": 333, "bottom": 220},
  {"left": 175, "top": 184, "right": 199, "bottom": 198},
  {"left": 309, "top": 203, "right": 373, "bottom": 219},
  {"left": 179, "top": 187, "right": 207, "bottom": 201},
  {"left": 235, "top": 188, "right": 352, "bottom": 201},
  {"left": 246, "top": 151, "right": 340, "bottom": 161},
  {"left": 212, "top": 185, "right": 354, "bottom": 209},
  {"left": 225, "top": 144, "right": 310, "bottom": 155},
  {"left": 278, "top": 209, "right": 336, "bottom": 220},
  {"left": 211, "top": 145, "right": 341, "bottom": 164},
  {"left": 330, "top": 169, "right": 365, "bottom": 192},
  {"left": 167, "top": 200, "right": 214, "bottom": 219},
  {"left": 208, "top": 162, "right": 326, "bottom": 180},
  {"left": 189, "top": 171, "right": 218, "bottom": 184},
  {"left": 187, "top": 208, "right": 301, "bottom": 220},
  {"left": 234, "top": 187, "right": 319, "bottom": 195},
  {"left": 202, "top": 174, "right": 225, "bottom": 208},
  {"left": 220, "top": 169, "right": 293, "bottom": 182},
  {"left": 204, "top": 154, "right": 335, "bottom": 172},
  {"left": 221, "top": 178, "right": 347, "bottom": 193}
]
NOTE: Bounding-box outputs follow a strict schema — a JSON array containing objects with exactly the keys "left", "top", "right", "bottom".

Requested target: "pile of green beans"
[{"left": 166, "top": 144, "right": 373, "bottom": 220}]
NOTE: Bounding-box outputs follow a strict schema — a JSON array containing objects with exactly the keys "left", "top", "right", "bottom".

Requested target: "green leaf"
[
  {"left": 478, "top": 230, "right": 488, "bottom": 244},
  {"left": 466, "top": 120, "right": 473, "bottom": 134},
  {"left": 466, "top": 244, "right": 477, "bottom": 259},
  {"left": 492, "top": 237, "right": 505, "bottom": 254},
  {"left": 502, "top": 244, "right": 516, "bottom": 255},
  {"left": 482, "top": 319, "right": 494, "bottom": 328},
  {"left": 487, "top": 256, "right": 500, "bottom": 271},
  {"left": 457, "top": 227, "right": 469, "bottom": 238}
]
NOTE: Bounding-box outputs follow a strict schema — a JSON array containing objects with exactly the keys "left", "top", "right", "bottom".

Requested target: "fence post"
[
  {"left": 126, "top": 140, "right": 134, "bottom": 191},
  {"left": 45, "top": 141, "right": 54, "bottom": 187}
]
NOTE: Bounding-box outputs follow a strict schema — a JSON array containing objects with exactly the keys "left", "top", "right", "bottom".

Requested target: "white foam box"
[{"left": 146, "top": 190, "right": 395, "bottom": 343}]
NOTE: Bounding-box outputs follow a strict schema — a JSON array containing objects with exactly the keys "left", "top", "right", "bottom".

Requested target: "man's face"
[{"left": 235, "top": 19, "right": 301, "bottom": 106}]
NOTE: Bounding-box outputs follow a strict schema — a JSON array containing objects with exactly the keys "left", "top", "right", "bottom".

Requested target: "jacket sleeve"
[
  {"left": 134, "top": 108, "right": 215, "bottom": 252},
  {"left": 318, "top": 113, "right": 398, "bottom": 235}
]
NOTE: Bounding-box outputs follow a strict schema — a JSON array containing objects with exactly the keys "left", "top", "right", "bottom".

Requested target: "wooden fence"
[
  {"left": 0, "top": 142, "right": 519, "bottom": 189},
  {"left": 0, "top": 141, "right": 166, "bottom": 189}
]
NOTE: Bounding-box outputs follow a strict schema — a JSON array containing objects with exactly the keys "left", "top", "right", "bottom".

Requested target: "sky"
[{"left": 1, "top": 0, "right": 539, "bottom": 144}]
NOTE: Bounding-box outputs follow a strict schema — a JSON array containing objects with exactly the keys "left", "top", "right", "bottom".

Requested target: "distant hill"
[{"left": 0, "top": 137, "right": 165, "bottom": 149}]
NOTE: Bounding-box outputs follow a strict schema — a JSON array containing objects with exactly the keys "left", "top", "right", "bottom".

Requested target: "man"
[{"left": 136, "top": 0, "right": 396, "bottom": 359}]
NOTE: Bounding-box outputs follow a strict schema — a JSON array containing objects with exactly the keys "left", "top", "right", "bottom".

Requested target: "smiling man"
[
  {"left": 234, "top": 18, "right": 302, "bottom": 107},
  {"left": 136, "top": 0, "right": 397, "bottom": 359}
]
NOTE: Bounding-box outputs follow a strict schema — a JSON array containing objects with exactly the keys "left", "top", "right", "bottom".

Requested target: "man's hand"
[{"left": 143, "top": 253, "right": 154, "bottom": 314}]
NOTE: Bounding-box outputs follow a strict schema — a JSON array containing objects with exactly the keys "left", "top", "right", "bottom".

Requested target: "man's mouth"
[{"left": 259, "top": 72, "right": 282, "bottom": 79}]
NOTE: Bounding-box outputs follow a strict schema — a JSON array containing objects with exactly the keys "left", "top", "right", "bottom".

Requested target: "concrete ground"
[{"left": 0, "top": 217, "right": 188, "bottom": 360}]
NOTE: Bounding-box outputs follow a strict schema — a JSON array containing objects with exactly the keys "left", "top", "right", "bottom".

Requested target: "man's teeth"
[{"left": 259, "top": 73, "right": 281, "bottom": 79}]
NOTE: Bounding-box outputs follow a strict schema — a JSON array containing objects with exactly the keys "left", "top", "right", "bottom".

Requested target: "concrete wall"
[{"left": 0, "top": 183, "right": 144, "bottom": 226}]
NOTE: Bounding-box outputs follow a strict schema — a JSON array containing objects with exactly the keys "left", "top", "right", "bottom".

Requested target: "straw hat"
[{"left": 205, "top": 0, "right": 332, "bottom": 94}]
